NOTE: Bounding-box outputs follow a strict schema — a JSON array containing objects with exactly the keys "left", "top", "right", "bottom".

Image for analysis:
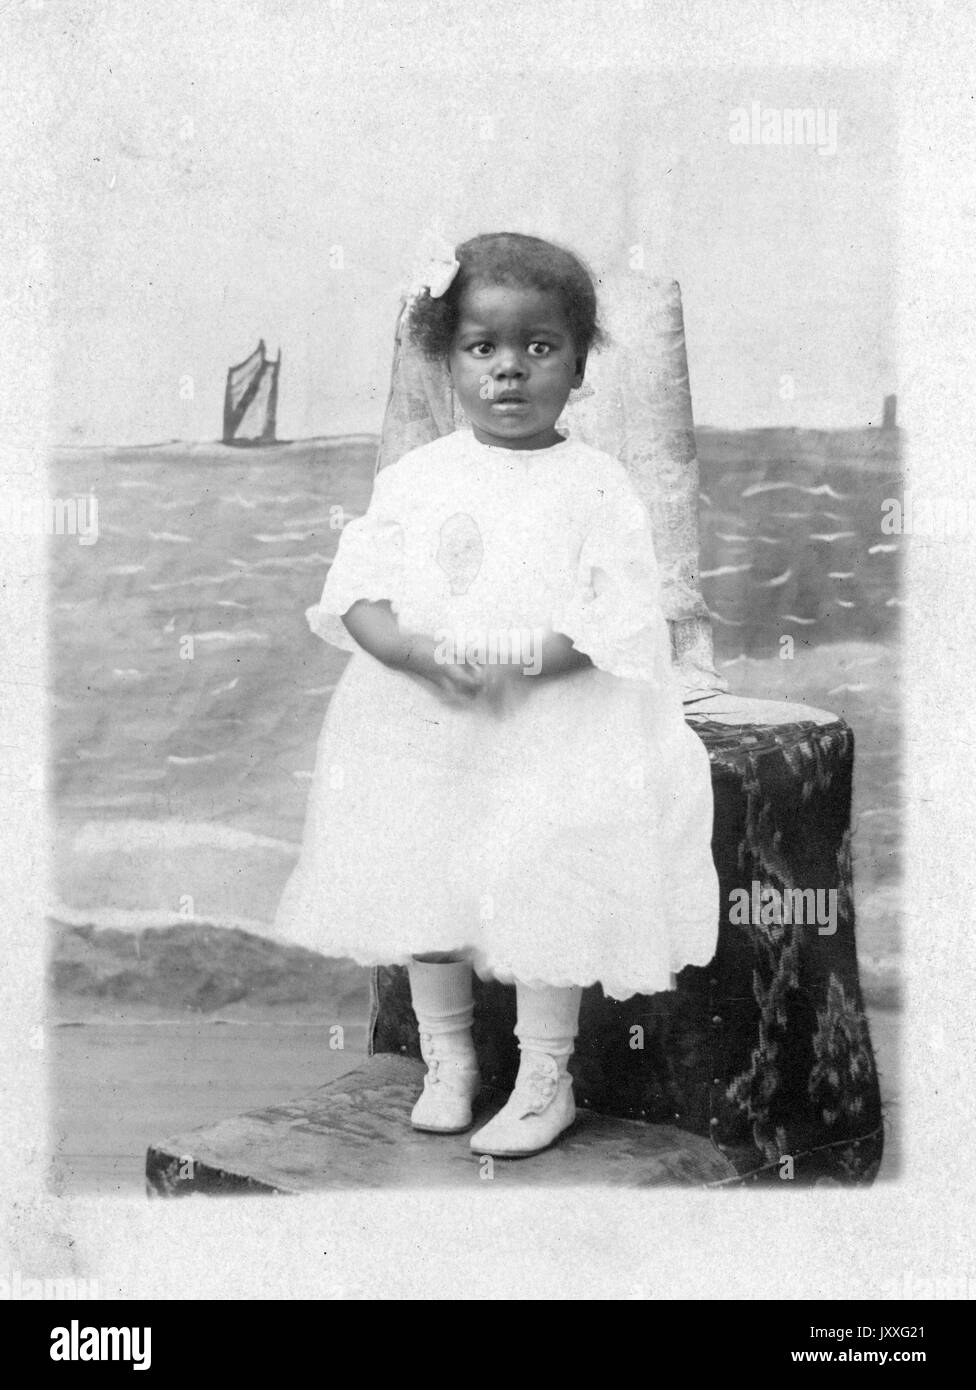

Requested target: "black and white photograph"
[{"left": 2, "top": 0, "right": 975, "bottom": 1314}]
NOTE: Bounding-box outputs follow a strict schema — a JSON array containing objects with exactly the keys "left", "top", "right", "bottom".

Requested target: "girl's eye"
[
  {"left": 468, "top": 342, "right": 493, "bottom": 358},
  {"left": 528, "top": 342, "right": 553, "bottom": 357}
]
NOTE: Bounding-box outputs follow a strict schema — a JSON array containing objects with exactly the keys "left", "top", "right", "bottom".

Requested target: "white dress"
[{"left": 272, "top": 430, "right": 719, "bottom": 1000}]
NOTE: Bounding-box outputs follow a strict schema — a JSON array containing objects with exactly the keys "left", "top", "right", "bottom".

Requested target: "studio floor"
[{"left": 48, "top": 1006, "right": 899, "bottom": 1196}]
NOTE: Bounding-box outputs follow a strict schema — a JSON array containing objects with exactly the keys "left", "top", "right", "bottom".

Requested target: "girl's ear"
[{"left": 573, "top": 352, "right": 587, "bottom": 389}]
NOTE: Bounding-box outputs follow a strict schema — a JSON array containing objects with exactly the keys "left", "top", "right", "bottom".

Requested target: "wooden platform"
[
  {"left": 49, "top": 1019, "right": 366, "bottom": 1196},
  {"left": 146, "top": 1054, "right": 737, "bottom": 1193}
]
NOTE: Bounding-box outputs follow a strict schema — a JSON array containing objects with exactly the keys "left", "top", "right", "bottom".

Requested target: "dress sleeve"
[
  {"left": 552, "top": 470, "right": 676, "bottom": 685},
  {"left": 305, "top": 466, "right": 405, "bottom": 653}
]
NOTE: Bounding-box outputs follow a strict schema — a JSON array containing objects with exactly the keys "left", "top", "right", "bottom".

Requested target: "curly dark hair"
[{"left": 406, "top": 232, "right": 605, "bottom": 362}]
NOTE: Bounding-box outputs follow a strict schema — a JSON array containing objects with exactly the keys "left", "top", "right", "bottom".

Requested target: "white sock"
[
  {"left": 514, "top": 982, "right": 582, "bottom": 1061},
  {"left": 408, "top": 957, "right": 476, "bottom": 1051}
]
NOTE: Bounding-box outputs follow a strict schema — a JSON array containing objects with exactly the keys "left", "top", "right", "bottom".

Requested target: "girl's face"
[{"left": 447, "top": 282, "right": 585, "bottom": 450}]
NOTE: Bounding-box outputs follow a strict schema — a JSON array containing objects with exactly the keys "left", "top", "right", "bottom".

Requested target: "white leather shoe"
[
  {"left": 469, "top": 1050, "right": 576, "bottom": 1157},
  {"left": 411, "top": 1029, "right": 481, "bottom": 1134}
]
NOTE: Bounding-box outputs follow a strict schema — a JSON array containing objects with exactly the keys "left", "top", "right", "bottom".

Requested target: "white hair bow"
[{"left": 407, "top": 232, "right": 460, "bottom": 301}]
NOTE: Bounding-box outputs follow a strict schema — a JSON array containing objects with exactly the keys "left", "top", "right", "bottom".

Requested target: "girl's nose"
[{"left": 493, "top": 348, "right": 526, "bottom": 379}]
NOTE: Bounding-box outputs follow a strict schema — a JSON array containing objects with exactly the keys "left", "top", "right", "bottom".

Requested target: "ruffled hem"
[
  {"left": 264, "top": 884, "right": 717, "bottom": 1006},
  {"left": 552, "top": 594, "right": 674, "bottom": 685},
  {"left": 307, "top": 471, "right": 405, "bottom": 650},
  {"left": 306, "top": 589, "right": 401, "bottom": 653},
  {"left": 264, "top": 923, "right": 714, "bottom": 1003}
]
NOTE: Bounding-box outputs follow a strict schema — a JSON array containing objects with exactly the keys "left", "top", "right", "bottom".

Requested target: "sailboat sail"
[{"left": 223, "top": 340, "right": 281, "bottom": 444}]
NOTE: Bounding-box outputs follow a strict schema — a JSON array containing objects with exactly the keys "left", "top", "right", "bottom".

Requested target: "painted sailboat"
[{"left": 223, "top": 340, "right": 281, "bottom": 445}]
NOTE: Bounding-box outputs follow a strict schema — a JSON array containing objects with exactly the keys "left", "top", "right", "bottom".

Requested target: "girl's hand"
[
  {"left": 400, "top": 633, "right": 487, "bottom": 704},
  {"left": 429, "top": 658, "right": 487, "bottom": 704},
  {"left": 340, "top": 603, "right": 487, "bottom": 705},
  {"left": 339, "top": 603, "right": 589, "bottom": 700}
]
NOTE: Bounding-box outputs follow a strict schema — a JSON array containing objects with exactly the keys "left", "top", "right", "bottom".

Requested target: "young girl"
[{"left": 273, "top": 232, "right": 719, "bottom": 1158}]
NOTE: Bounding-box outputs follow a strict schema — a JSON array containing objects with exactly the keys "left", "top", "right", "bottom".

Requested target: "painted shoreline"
[{"left": 49, "top": 427, "right": 902, "bottom": 1018}]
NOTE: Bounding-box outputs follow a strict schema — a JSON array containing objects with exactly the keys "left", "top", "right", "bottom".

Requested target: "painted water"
[{"left": 49, "top": 428, "right": 902, "bottom": 1013}]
